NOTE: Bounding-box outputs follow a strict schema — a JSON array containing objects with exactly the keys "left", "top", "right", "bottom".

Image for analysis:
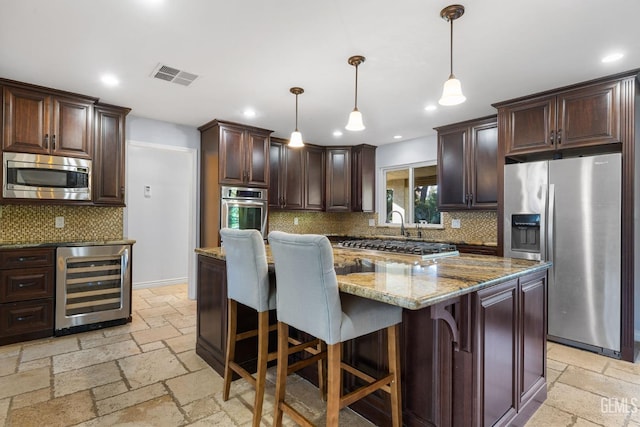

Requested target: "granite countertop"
[
  {"left": 0, "top": 239, "right": 137, "bottom": 249},
  {"left": 196, "top": 245, "right": 549, "bottom": 310},
  {"left": 324, "top": 234, "right": 498, "bottom": 247}
]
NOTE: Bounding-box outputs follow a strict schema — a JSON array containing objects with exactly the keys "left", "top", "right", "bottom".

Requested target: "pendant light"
[
  {"left": 289, "top": 87, "right": 304, "bottom": 147},
  {"left": 438, "top": 5, "right": 466, "bottom": 106},
  {"left": 345, "top": 55, "right": 366, "bottom": 131}
]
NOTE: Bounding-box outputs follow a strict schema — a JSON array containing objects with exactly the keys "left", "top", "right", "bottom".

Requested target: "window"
[{"left": 381, "top": 162, "right": 442, "bottom": 227}]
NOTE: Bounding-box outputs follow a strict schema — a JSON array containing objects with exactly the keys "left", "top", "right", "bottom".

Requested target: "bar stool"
[
  {"left": 220, "top": 228, "right": 324, "bottom": 427},
  {"left": 268, "top": 231, "right": 403, "bottom": 426}
]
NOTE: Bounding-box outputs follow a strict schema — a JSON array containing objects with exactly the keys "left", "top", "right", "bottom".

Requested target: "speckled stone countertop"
[
  {"left": 196, "top": 246, "right": 549, "bottom": 310},
  {"left": 0, "top": 239, "right": 136, "bottom": 249}
]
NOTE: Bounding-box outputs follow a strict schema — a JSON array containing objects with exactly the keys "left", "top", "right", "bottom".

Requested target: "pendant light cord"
[
  {"left": 354, "top": 64, "right": 359, "bottom": 109},
  {"left": 295, "top": 93, "right": 299, "bottom": 131},
  {"left": 449, "top": 18, "right": 454, "bottom": 78}
]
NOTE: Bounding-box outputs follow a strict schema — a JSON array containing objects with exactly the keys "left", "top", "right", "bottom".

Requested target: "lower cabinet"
[{"left": 0, "top": 248, "right": 55, "bottom": 345}]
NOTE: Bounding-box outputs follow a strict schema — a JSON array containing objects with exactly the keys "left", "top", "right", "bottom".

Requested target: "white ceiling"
[{"left": 1, "top": 0, "right": 638, "bottom": 146}]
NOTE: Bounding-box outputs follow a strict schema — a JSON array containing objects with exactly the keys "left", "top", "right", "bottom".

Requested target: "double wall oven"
[{"left": 220, "top": 186, "right": 268, "bottom": 238}]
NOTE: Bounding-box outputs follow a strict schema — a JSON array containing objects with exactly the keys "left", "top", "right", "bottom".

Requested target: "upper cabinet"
[
  {"left": 269, "top": 138, "right": 324, "bottom": 211},
  {"left": 2, "top": 83, "right": 95, "bottom": 159},
  {"left": 93, "top": 103, "right": 130, "bottom": 206},
  {"left": 435, "top": 116, "right": 498, "bottom": 210},
  {"left": 216, "top": 121, "right": 271, "bottom": 188},
  {"left": 325, "top": 147, "right": 351, "bottom": 212},
  {"left": 497, "top": 80, "right": 621, "bottom": 156},
  {"left": 350, "top": 144, "right": 376, "bottom": 213}
]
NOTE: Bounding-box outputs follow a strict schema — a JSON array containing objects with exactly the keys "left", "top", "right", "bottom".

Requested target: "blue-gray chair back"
[
  {"left": 267, "top": 231, "right": 342, "bottom": 344},
  {"left": 220, "top": 228, "right": 274, "bottom": 312}
]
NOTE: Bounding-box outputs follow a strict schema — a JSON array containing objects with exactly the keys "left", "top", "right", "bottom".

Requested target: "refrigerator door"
[
  {"left": 548, "top": 153, "right": 621, "bottom": 353},
  {"left": 504, "top": 161, "right": 548, "bottom": 261}
]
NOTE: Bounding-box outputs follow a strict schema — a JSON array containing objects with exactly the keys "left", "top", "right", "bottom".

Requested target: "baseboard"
[{"left": 133, "top": 278, "right": 188, "bottom": 289}]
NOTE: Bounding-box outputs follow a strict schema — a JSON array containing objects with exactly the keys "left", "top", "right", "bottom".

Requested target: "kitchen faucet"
[{"left": 388, "top": 210, "right": 406, "bottom": 237}]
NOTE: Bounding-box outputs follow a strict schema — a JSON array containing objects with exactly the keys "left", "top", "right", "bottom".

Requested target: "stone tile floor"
[{"left": 0, "top": 283, "right": 638, "bottom": 426}]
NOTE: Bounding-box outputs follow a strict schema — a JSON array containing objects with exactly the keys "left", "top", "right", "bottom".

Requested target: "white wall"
[{"left": 125, "top": 116, "right": 200, "bottom": 298}]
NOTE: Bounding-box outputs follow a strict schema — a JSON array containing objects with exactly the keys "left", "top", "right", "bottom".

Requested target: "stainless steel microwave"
[{"left": 3, "top": 152, "right": 91, "bottom": 200}]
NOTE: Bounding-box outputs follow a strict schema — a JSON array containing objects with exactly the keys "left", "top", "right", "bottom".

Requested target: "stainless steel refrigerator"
[{"left": 504, "top": 153, "right": 622, "bottom": 357}]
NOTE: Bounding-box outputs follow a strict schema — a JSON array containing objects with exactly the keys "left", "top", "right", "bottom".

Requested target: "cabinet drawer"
[
  {"left": 0, "top": 299, "right": 53, "bottom": 338},
  {"left": 0, "top": 248, "right": 54, "bottom": 269},
  {"left": 1, "top": 267, "right": 54, "bottom": 302}
]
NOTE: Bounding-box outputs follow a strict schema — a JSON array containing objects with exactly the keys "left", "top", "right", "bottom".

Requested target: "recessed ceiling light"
[
  {"left": 333, "top": 130, "right": 343, "bottom": 137},
  {"left": 424, "top": 105, "right": 437, "bottom": 112},
  {"left": 101, "top": 74, "right": 119, "bottom": 87},
  {"left": 602, "top": 52, "right": 624, "bottom": 63},
  {"left": 243, "top": 109, "right": 256, "bottom": 118},
  {"left": 393, "top": 135, "right": 402, "bottom": 139}
]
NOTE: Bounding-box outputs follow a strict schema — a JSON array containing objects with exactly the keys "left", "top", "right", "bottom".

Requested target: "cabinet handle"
[
  {"left": 468, "top": 193, "right": 473, "bottom": 207},
  {"left": 44, "top": 134, "right": 49, "bottom": 149},
  {"left": 17, "top": 281, "right": 36, "bottom": 288},
  {"left": 120, "top": 187, "right": 125, "bottom": 197},
  {"left": 557, "top": 129, "right": 562, "bottom": 144},
  {"left": 17, "top": 256, "right": 39, "bottom": 263},
  {"left": 52, "top": 134, "right": 56, "bottom": 150},
  {"left": 549, "top": 130, "right": 555, "bottom": 144},
  {"left": 16, "top": 315, "right": 34, "bottom": 322}
]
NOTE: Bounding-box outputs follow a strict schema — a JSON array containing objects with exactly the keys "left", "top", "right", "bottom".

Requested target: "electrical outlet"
[
  {"left": 144, "top": 185, "right": 152, "bottom": 198},
  {"left": 368, "top": 218, "right": 376, "bottom": 227},
  {"left": 294, "top": 217, "right": 299, "bottom": 225},
  {"left": 55, "top": 216, "right": 65, "bottom": 228},
  {"left": 451, "top": 219, "right": 461, "bottom": 229}
]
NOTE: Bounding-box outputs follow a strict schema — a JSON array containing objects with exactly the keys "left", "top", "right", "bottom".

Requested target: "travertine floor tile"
[
  {"left": 0, "top": 367, "right": 50, "bottom": 400},
  {"left": 181, "top": 395, "right": 222, "bottom": 423},
  {"left": 53, "top": 339, "right": 140, "bottom": 374},
  {"left": 165, "top": 332, "right": 196, "bottom": 354},
  {"left": 558, "top": 365, "right": 640, "bottom": 402},
  {"left": 145, "top": 294, "right": 181, "bottom": 306},
  {"left": 101, "top": 316, "right": 150, "bottom": 337},
  {"left": 0, "top": 344, "right": 20, "bottom": 359},
  {"left": 177, "top": 350, "right": 209, "bottom": 372},
  {"left": 0, "top": 355, "right": 17, "bottom": 376},
  {"left": 18, "top": 356, "right": 50, "bottom": 372},
  {"left": 140, "top": 340, "right": 166, "bottom": 352},
  {"left": 547, "top": 367, "right": 562, "bottom": 384},
  {"left": 54, "top": 361, "right": 121, "bottom": 397},
  {"left": 165, "top": 312, "right": 197, "bottom": 329},
  {"left": 9, "top": 390, "right": 95, "bottom": 427},
  {"left": 86, "top": 395, "right": 184, "bottom": 426},
  {"left": 546, "top": 358, "right": 567, "bottom": 371},
  {"left": 78, "top": 331, "right": 132, "bottom": 350},
  {"left": 547, "top": 344, "right": 609, "bottom": 373},
  {"left": 546, "top": 382, "right": 628, "bottom": 426},
  {"left": 186, "top": 410, "right": 235, "bottom": 426},
  {"left": 11, "top": 387, "right": 51, "bottom": 410},
  {"left": 135, "top": 304, "right": 181, "bottom": 320},
  {"left": 21, "top": 335, "right": 79, "bottom": 362},
  {"left": 131, "top": 324, "right": 181, "bottom": 345},
  {"left": 0, "top": 398, "right": 9, "bottom": 426},
  {"left": 118, "top": 348, "right": 187, "bottom": 389},
  {"left": 166, "top": 368, "right": 222, "bottom": 406},
  {"left": 91, "top": 380, "right": 128, "bottom": 401},
  {"left": 95, "top": 382, "right": 167, "bottom": 416},
  {"left": 524, "top": 403, "right": 575, "bottom": 427}
]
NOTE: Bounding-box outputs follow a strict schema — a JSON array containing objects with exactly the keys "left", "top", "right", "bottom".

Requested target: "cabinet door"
[
  {"left": 218, "top": 125, "right": 245, "bottom": 185},
  {"left": 476, "top": 279, "right": 518, "bottom": 427},
  {"left": 519, "top": 272, "right": 546, "bottom": 406},
  {"left": 304, "top": 146, "right": 325, "bottom": 210},
  {"left": 245, "top": 130, "right": 270, "bottom": 188},
  {"left": 196, "top": 256, "right": 227, "bottom": 373},
  {"left": 469, "top": 122, "right": 498, "bottom": 209},
  {"left": 0, "top": 299, "right": 53, "bottom": 344},
  {"left": 325, "top": 148, "right": 351, "bottom": 212},
  {"left": 283, "top": 145, "right": 304, "bottom": 209},
  {"left": 503, "top": 96, "right": 556, "bottom": 155},
  {"left": 93, "top": 105, "right": 127, "bottom": 205},
  {"left": 557, "top": 80, "right": 620, "bottom": 149},
  {"left": 52, "top": 96, "right": 92, "bottom": 159},
  {"left": 437, "top": 128, "right": 468, "bottom": 210},
  {"left": 1, "top": 268, "right": 54, "bottom": 302},
  {"left": 351, "top": 145, "right": 376, "bottom": 213},
  {"left": 268, "top": 141, "right": 284, "bottom": 208},
  {"left": 2, "top": 85, "right": 50, "bottom": 154}
]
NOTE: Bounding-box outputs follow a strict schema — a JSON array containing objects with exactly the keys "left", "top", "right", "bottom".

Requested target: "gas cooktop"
[{"left": 337, "top": 239, "right": 458, "bottom": 259}]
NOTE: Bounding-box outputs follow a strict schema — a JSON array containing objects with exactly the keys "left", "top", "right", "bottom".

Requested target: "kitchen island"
[{"left": 196, "top": 245, "right": 550, "bottom": 426}]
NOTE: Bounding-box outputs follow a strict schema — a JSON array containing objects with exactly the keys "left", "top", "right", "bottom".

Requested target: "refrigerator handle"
[{"left": 548, "top": 184, "right": 555, "bottom": 267}]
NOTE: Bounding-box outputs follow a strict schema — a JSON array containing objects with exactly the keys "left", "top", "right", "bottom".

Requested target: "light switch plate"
[
  {"left": 294, "top": 217, "right": 299, "bottom": 225},
  {"left": 55, "top": 216, "right": 65, "bottom": 228},
  {"left": 144, "top": 185, "right": 152, "bottom": 198},
  {"left": 451, "top": 219, "right": 461, "bottom": 229},
  {"left": 368, "top": 218, "right": 376, "bottom": 227}
]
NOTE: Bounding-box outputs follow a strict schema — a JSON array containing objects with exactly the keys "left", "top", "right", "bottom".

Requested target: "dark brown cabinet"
[
  {"left": 93, "top": 103, "right": 130, "bottom": 206},
  {"left": 325, "top": 147, "right": 351, "bottom": 212},
  {"left": 435, "top": 116, "right": 498, "bottom": 210},
  {"left": 499, "top": 80, "right": 621, "bottom": 156},
  {"left": 474, "top": 270, "right": 547, "bottom": 427},
  {"left": 214, "top": 121, "right": 271, "bottom": 188},
  {"left": 350, "top": 144, "right": 376, "bottom": 213},
  {"left": 2, "top": 84, "right": 95, "bottom": 159},
  {"left": 0, "top": 248, "right": 55, "bottom": 346},
  {"left": 269, "top": 138, "right": 324, "bottom": 211}
]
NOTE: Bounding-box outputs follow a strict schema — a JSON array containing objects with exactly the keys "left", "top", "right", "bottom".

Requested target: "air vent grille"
[{"left": 151, "top": 64, "right": 198, "bottom": 86}]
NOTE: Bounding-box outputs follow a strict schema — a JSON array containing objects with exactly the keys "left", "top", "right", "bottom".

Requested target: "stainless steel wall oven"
[
  {"left": 220, "top": 186, "right": 268, "bottom": 237},
  {"left": 55, "top": 245, "right": 131, "bottom": 335}
]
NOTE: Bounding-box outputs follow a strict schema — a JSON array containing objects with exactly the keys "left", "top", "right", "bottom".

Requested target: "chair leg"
[
  {"left": 252, "top": 310, "right": 269, "bottom": 427},
  {"left": 326, "top": 343, "right": 342, "bottom": 426},
  {"left": 387, "top": 324, "right": 402, "bottom": 427},
  {"left": 223, "top": 299, "right": 237, "bottom": 401},
  {"left": 273, "top": 322, "right": 289, "bottom": 427},
  {"left": 317, "top": 340, "right": 327, "bottom": 401}
]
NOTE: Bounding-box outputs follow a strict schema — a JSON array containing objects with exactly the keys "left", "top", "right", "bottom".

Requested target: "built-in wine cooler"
[{"left": 55, "top": 245, "right": 132, "bottom": 335}]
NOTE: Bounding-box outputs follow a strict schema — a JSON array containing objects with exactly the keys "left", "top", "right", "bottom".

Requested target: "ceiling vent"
[{"left": 151, "top": 64, "right": 198, "bottom": 86}]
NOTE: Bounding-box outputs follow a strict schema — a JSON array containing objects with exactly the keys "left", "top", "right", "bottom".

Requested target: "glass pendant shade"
[
  {"left": 345, "top": 108, "right": 365, "bottom": 131},
  {"left": 438, "top": 75, "right": 466, "bottom": 106},
  {"left": 289, "top": 130, "right": 304, "bottom": 147}
]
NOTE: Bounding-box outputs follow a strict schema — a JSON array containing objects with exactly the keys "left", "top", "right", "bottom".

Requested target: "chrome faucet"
[{"left": 388, "top": 210, "right": 406, "bottom": 237}]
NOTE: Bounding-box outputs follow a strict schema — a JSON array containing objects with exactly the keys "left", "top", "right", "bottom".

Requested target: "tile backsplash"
[
  {"left": 0, "top": 205, "right": 123, "bottom": 244},
  {"left": 268, "top": 210, "right": 497, "bottom": 245}
]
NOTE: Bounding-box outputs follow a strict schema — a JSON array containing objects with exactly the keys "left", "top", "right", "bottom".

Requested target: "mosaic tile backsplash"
[
  {"left": 268, "top": 210, "right": 497, "bottom": 245},
  {"left": 0, "top": 205, "right": 124, "bottom": 244}
]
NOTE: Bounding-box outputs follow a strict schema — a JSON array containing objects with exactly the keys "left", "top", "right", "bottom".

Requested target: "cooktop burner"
[{"left": 338, "top": 239, "right": 457, "bottom": 256}]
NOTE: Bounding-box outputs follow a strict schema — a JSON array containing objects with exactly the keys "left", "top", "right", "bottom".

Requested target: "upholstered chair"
[{"left": 268, "top": 231, "right": 403, "bottom": 426}]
